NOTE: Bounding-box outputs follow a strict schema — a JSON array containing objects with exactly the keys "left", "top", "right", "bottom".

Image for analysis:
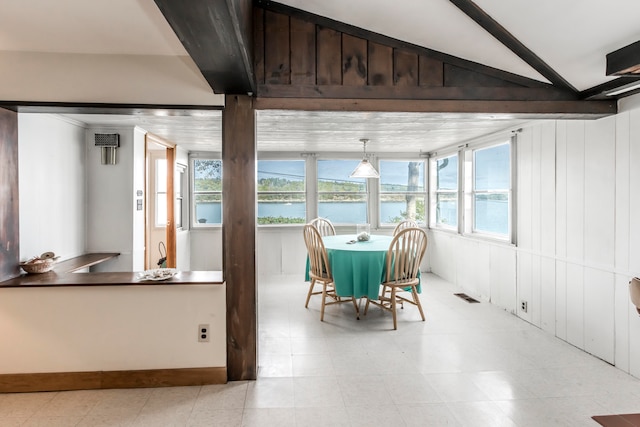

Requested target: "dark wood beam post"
[
  {"left": 222, "top": 95, "right": 257, "bottom": 381},
  {"left": 153, "top": 0, "right": 256, "bottom": 95}
]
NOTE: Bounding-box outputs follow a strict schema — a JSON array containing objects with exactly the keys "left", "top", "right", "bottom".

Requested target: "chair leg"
[
  {"left": 305, "top": 279, "right": 316, "bottom": 308},
  {"left": 320, "top": 282, "right": 328, "bottom": 321},
  {"left": 364, "top": 298, "right": 370, "bottom": 315},
  {"left": 412, "top": 286, "right": 426, "bottom": 321},
  {"left": 391, "top": 287, "right": 398, "bottom": 330},
  {"left": 351, "top": 297, "right": 360, "bottom": 320}
]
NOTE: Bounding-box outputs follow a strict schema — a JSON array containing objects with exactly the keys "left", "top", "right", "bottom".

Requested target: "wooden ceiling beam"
[
  {"left": 580, "top": 77, "right": 640, "bottom": 100},
  {"left": 449, "top": 0, "right": 577, "bottom": 93},
  {"left": 257, "top": 85, "right": 580, "bottom": 101},
  {"left": 154, "top": 0, "right": 255, "bottom": 95},
  {"left": 0, "top": 102, "right": 222, "bottom": 115},
  {"left": 254, "top": 97, "right": 615, "bottom": 119}
]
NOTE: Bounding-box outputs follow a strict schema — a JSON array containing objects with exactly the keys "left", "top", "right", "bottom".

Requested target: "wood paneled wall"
[
  {"left": 429, "top": 111, "right": 640, "bottom": 377},
  {"left": 253, "top": 7, "right": 577, "bottom": 102},
  {"left": 0, "top": 108, "right": 19, "bottom": 282}
]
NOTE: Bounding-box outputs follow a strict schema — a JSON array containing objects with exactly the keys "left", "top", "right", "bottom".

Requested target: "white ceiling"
[
  {"left": 0, "top": 0, "right": 186, "bottom": 55},
  {"left": 3, "top": 0, "right": 639, "bottom": 153},
  {"left": 61, "top": 110, "right": 526, "bottom": 154},
  {"left": 279, "top": 0, "right": 640, "bottom": 91}
]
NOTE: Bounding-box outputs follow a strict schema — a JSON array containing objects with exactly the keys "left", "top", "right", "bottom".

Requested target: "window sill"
[{"left": 429, "top": 227, "right": 515, "bottom": 247}]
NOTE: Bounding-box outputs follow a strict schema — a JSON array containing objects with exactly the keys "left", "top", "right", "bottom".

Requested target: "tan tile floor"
[{"left": 1, "top": 273, "right": 639, "bottom": 426}]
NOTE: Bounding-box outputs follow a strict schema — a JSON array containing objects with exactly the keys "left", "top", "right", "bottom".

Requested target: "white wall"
[
  {"left": 429, "top": 94, "right": 640, "bottom": 378},
  {"left": 0, "top": 284, "right": 226, "bottom": 373},
  {"left": 18, "top": 114, "right": 86, "bottom": 261},
  {"left": 258, "top": 228, "right": 308, "bottom": 277},
  {"left": 86, "top": 126, "right": 146, "bottom": 271},
  {"left": 131, "top": 128, "right": 147, "bottom": 271},
  {"left": 190, "top": 230, "right": 223, "bottom": 271},
  {"left": 0, "top": 52, "right": 224, "bottom": 106},
  {"left": 428, "top": 230, "right": 517, "bottom": 312},
  {"left": 19, "top": 117, "right": 188, "bottom": 273},
  {"left": 12, "top": 118, "right": 226, "bottom": 377}
]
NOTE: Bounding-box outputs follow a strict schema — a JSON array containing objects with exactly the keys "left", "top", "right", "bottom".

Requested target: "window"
[
  {"left": 317, "top": 159, "right": 367, "bottom": 224},
  {"left": 155, "top": 158, "right": 167, "bottom": 228},
  {"left": 257, "top": 160, "right": 306, "bottom": 225},
  {"left": 472, "top": 142, "right": 510, "bottom": 236},
  {"left": 379, "top": 160, "right": 426, "bottom": 225},
  {"left": 192, "top": 159, "right": 222, "bottom": 226},
  {"left": 433, "top": 154, "right": 458, "bottom": 228}
]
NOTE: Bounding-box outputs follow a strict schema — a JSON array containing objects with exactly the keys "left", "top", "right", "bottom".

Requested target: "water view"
[
  {"left": 195, "top": 199, "right": 507, "bottom": 234},
  {"left": 194, "top": 158, "right": 508, "bottom": 235},
  {"left": 195, "top": 201, "right": 406, "bottom": 225}
]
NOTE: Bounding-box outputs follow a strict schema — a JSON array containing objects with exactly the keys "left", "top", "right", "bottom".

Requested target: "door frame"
[{"left": 145, "top": 133, "right": 176, "bottom": 269}]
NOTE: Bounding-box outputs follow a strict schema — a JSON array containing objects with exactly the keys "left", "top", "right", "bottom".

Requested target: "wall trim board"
[{"left": 0, "top": 367, "right": 226, "bottom": 393}]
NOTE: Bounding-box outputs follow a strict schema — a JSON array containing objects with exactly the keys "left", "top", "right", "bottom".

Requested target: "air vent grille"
[{"left": 94, "top": 133, "right": 120, "bottom": 147}]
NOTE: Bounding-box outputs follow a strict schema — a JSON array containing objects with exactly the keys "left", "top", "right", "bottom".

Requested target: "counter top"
[{"left": 0, "top": 270, "right": 224, "bottom": 288}]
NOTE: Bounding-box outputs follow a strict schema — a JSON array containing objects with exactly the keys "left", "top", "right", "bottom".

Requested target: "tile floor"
[{"left": 2, "top": 273, "right": 640, "bottom": 426}]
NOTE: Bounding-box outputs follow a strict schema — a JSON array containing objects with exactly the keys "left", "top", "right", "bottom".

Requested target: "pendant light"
[{"left": 350, "top": 138, "right": 379, "bottom": 178}]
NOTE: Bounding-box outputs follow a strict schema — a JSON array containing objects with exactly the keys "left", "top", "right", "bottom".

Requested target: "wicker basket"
[{"left": 20, "top": 258, "right": 56, "bottom": 274}]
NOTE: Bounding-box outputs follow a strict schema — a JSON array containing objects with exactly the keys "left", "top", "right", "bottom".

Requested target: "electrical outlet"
[
  {"left": 198, "top": 324, "right": 210, "bottom": 342},
  {"left": 521, "top": 300, "right": 528, "bottom": 313}
]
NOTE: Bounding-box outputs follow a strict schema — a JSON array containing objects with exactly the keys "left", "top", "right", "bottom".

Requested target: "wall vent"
[
  {"left": 94, "top": 133, "right": 119, "bottom": 147},
  {"left": 94, "top": 133, "right": 120, "bottom": 165}
]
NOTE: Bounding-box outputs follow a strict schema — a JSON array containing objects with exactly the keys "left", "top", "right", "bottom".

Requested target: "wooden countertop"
[
  {"left": 0, "top": 270, "right": 224, "bottom": 288},
  {"left": 1, "top": 252, "right": 223, "bottom": 288},
  {"left": 52, "top": 253, "right": 121, "bottom": 273}
]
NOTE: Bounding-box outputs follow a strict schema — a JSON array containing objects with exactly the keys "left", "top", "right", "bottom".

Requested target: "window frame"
[
  {"left": 316, "top": 157, "right": 371, "bottom": 226},
  {"left": 377, "top": 159, "right": 428, "bottom": 227},
  {"left": 190, "top": 156, "right": 222, "bottom": 228},
  {"left": 464, "top": 139, "right": 513, "bottom": 241},
  {"left": 175, "top": 163, "right": 186, "bottom": 230},
  {"left": 430, "top": 152, "right": 460, "bottom": 232},
  {"left": 149, "top": 152, "right": 167, "bottom": 230},
  {"left": 253, "top": 153, "right": 432, "bottom": 230},
  {"left": 256, "top": 158, "right": 307, "bottom": 226}
]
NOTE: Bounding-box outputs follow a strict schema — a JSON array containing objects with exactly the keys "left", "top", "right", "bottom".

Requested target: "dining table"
[{"left": 306, "top": 234, "right": 394, "bottom": 300}]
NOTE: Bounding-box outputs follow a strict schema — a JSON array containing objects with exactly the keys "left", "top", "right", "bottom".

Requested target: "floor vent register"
[{"left": 454, "top": 293, "right": 480, "bottom": 303}]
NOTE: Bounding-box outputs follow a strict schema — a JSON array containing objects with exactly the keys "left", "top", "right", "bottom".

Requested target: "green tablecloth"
[{"left": 306, "top": 234, "right": 393, "bottom": 299}]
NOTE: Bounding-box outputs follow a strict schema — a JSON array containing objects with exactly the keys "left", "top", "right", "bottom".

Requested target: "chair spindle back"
[
  {"left": 310, "top": 217, "right": 336, "bottom": 236},
  {"left": 385, "top": 227, "right": 427, "bottom": 283},
  {"left": 303, "top": 224, "right": 331, "bottom": 280}
]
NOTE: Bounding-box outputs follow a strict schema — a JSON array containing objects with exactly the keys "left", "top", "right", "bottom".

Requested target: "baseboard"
[{"left": 0, "top": 367, "right": 226, "bottom": 393}]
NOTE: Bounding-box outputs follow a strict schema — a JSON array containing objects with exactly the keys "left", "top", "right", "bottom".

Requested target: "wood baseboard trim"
[{"left": 0, "top": 367, "right": 226, "bottom": 393}]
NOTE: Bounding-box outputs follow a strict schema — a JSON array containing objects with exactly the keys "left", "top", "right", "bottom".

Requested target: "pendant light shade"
[{"left": 350, "top": 139, "right": 379, "bottom": 178}]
